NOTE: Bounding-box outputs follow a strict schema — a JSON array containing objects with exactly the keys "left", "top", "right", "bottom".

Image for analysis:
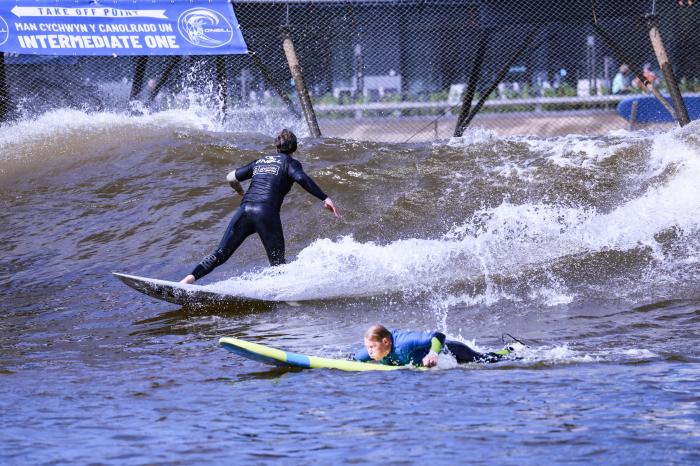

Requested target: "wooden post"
[
  {"left": 282, "top": 31, "right": 321, "bottom": 137},
  {"left": 0, "top": 52, "right": 10, "bottom": 122},
  {"left": 629, "top": 100, "right": 639, "bottom": 131},
  {"left": 129, "top": 56, "right": 149, "bottom": 104},
  {"left": 645, "top": 15, "right": 690, "bottom": 127},
  {"left": 591, "top": 22, "right": 678, "bottom": 123},
  {"left": 249, "top": 51, "right": 301, "bottom": 119}
]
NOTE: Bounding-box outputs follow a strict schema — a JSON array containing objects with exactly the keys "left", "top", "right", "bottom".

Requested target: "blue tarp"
[
  {"left": 0, "top": 0, "right": 248, "bottom": 56},
  {"left": 617, "top": 95, "right": 700, "bottom": 123}
]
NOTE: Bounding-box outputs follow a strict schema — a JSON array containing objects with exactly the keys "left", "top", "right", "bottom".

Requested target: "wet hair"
[
  {"left": 364, "top": 324, "right": 391, "bottom": 342},
  {"left": 275, "top": 128, "right": 298, "bottom": 154}
]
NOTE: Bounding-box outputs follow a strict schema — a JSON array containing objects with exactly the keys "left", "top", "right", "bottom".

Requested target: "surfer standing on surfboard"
[{"left": 181, "top": 129, "right": 340, "bottom": 284}]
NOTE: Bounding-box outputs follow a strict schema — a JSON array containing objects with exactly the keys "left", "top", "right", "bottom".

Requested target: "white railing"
[
  {"left": 233, "top": 93, "right": 699, "bottom": 118},
  {"left": 314, "top": 94, "right": 674, "bottom": 113}
]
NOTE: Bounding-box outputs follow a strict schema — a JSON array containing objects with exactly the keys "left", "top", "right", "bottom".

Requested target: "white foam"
[
  {"left": 0, "top": 108, "right": 221, "bottom": 158},
  {"left": 528, "top": 285, "right": 574, "bottom": 306},
  {"left": 503, "top": 344, "right": 597, "bottom": 364},
  {"left": 515, "top": 133, "right": 639, "bottom": 169},
  {"left": 620, "top": 348, "right": 657, "bottom": 358},
  {"left": 0, "top": 98, "right": 305, "bottom": 162},
  {"left": 205, "top": 235, "right": 483, "bottom": 300},
  {"left": 207, "top": 126, "right": 700, "bottom": 302},
  {"left": 447, "top": 127, "right": 498, "bottom": 146}
]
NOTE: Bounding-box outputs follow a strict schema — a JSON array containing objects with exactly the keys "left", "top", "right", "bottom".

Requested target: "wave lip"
[{"left": 204, "top": 123, "right": 700, "bottom": 306}]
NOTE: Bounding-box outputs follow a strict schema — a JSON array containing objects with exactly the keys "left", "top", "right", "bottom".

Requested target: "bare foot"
[{"left": 180, "top": 274, "right": 195, "bottom": 285}]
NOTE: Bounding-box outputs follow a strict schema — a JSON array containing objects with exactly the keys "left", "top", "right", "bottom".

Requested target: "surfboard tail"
[{"left": 112, "top": 272, "right": 269, "bottom": 306}]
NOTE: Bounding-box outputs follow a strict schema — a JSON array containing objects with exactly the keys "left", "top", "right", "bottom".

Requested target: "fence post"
[
  {"left": 592, "top": 22, "right": 678, "bottom": 122},
  {"left": 215, "top": 55, "right": 228, "bottom": 120},
  {"left": 454, "top": 29, "right": 490, "bottom": 137},
  {"left": 459, "top": 28, "right": 539, "bottom": 132},
  {"left": 0, "top": 52, "right": 9, "bottom": 123},
  {"left": 129, "top": 56, "right": 149, "bottom": 105},
  {"left": 147, "top": 56, "right": 180, "bottom": 104},
  {"left": 644, "top": 14, "right": 690, "bottom": 127},
  {"left": 282, "top": 30, "right": 322, "bottom": 137},
  {"left": 249, "top": 51, "right": 301, "bottom": 119},
  {"left": 629, "top": 99, "right": 639, "bottom": 131},
  {"left": 353, "top": 44, "right": 364, "bottom": 119}
]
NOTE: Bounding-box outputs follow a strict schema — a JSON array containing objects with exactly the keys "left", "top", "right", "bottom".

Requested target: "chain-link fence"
[{"left": 1, "top": 0, "right": 699, "bottom": 141}]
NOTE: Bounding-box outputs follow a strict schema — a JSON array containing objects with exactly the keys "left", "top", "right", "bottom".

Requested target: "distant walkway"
[{"left": 320, "top": 110, "right": 647, "bottom": 142}]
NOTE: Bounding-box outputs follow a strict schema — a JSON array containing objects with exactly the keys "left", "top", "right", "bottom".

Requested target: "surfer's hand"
[
  {"left": 324, "top": 197, "right": 341, "bottom": 218},
  {"left": 180, "top": 274, "right": 195, "bottom": 285},
  {"left": 226, "top": 172, "right": 245, "bottom": 196},
  {"left": 229, "top": 181, "right": 245, "bottom": 196},
  {"left": 422, "top": 351, "right": 439, "bottom": 368}
]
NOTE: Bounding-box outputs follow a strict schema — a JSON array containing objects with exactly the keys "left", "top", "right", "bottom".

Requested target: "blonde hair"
[{"left": 364, "top": 324, "right": 391, "bottom": 341}]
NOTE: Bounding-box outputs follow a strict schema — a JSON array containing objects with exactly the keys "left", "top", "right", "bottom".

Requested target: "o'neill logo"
[
  {"left": 178, "top": 8, "right": 233, "bottom": 48},
  {"left": 0, "top": 16, "right": 9, "bottom": 46}
]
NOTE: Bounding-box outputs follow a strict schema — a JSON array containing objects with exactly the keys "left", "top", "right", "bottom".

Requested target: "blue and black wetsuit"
[
  {"left": 354, "top": 329, "right": 509, "bottom": 366},
  {"left": 191, "top": 152, "right": 328, "bottom": 280}
]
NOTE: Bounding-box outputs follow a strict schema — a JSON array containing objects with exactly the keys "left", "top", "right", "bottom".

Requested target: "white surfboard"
[{"left": 113, "top": 272, "right": 275, "bottom": 306}]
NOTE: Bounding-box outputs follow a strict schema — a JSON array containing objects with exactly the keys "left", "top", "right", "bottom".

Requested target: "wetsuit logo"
[
  {"left": 0, "top": 16, "right": 9, "bottom": 46},
  {"left": 177, "top": 8, "right": 233, "bottom": 48},
  {"left": 253, "top": 166, "right": 280, "bottom": 176},
  {"left": 257, "top": 156, "right": 281, "bottom": 165}
]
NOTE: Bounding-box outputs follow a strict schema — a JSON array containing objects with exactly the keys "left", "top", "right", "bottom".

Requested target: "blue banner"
[{"left": 0, "top": 0, "right": 248, "bottom": 56}]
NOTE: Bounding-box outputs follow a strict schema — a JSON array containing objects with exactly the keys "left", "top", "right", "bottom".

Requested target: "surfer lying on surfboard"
[
  {"left": 181, "top": 129, "right": 340, "bottom": 284},
  {"left": 354, "top": 324, "right": 516, "bottom": 367}
]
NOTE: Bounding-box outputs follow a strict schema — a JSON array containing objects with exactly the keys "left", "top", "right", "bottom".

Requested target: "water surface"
[{"left": 1, "top": 109, "right": 699, "bottom": 464}]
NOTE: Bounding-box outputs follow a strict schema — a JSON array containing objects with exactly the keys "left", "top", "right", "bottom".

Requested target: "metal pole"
[
  {"left": 454, "top": 29, "right": 490, "bottom": 137},
  {"left": 587, "top": 36, "right": 594, "bottom": 95},
  {"left": 645, "top": 14, "right": 690, "bottom": 127},
  {"left": 592, "top": 37, "right": 598, "bottom": 95},
  {"left": 460, "top": 28, "right": 539, "bottom": 131},
  {"left": 249, "top": 51, "right": 301, "bottom": 119},
  {"left": 603, "top": 55, "right": 612, "bottom": 107},
  {"left": 129, "top": 56, "right": 149, "bottom": 104},
  {"left": 0, "top": 52, "right": 10, "bottom": 122},
  {"left": 215, "top": 55, "right": 228, "bottom": 119},
  {"left": 353, "top": 44, "right": 364, "bottom": 119},
  {"left": 282, "top": 30, "right": 321, "bottom": 138},
  {"left": 147, "top": 56, "right": 180, "bottom": 104}
]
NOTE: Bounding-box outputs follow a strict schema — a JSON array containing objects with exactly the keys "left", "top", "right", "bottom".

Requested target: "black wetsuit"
[
  {"left": 191, "top": 152, "right": 327, "bottom": 280},
  {"left": 444, "top": 340, "right": 506, "bottom": 363}
]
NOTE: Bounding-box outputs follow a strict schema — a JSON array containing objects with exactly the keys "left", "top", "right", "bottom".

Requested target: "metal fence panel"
[{"left": 1, "top": 1, "right": 699, "bottom": 141}]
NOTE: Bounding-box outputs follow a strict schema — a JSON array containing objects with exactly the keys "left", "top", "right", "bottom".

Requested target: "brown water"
[{"left": 1, "top": 109, "right": 699, "bottom": 464}]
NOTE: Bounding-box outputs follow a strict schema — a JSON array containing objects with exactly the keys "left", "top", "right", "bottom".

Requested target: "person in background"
[
  {"left": 633, "top": 63, "right": 658, "bottom": 91},
  {"left": 612, "top": 64, "right": 633, "bottom": 94},
  {"left": 354, "top": 324, "right": 516, "bottom": 367},
  {"left": 181, "top": 129, "right": 340, "bottom": 284}
]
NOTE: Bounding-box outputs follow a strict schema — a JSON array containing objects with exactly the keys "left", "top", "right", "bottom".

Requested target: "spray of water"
[{"left": 206, "top": 122, "right": 700, "bottom": 307}]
